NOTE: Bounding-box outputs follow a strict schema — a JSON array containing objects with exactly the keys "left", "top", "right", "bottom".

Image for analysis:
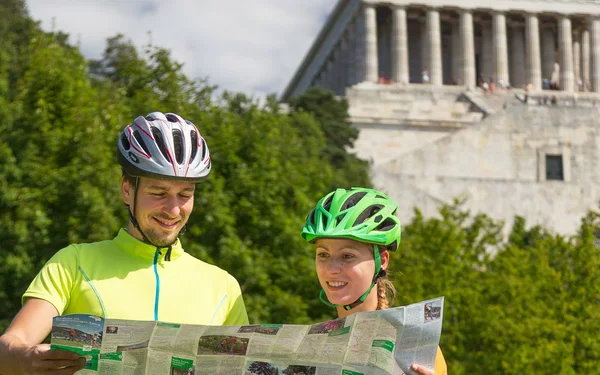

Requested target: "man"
[{"left": 0, "top": 112, "right": 249, "bottom": 374}]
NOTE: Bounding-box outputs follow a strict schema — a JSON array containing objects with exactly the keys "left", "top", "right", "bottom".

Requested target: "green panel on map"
[
  {"left": 171, "top": 357, "right": 194, "bottom": 370},
  {"left": 100, "top": 352, "right": 123, "bottom": 361},
  {"left": 372, "top": 339, "right": 395, "bottom": 353},
  {"left": 342, "top": 370, "right": 364, "bottom": 375},
  {"left": 328, "top": 326, "right": 351, "bottom": 336}
]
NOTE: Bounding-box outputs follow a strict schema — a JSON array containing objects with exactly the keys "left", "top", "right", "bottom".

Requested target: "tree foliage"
[
  {"left": 397, "top": 204, "right": 600, "bottom": 375},
  {"left": 1, "top": 5, "right": 599, "bottom": 375},
  {"left": 289, "top": 87, "right": 370, "bottom": 190}
]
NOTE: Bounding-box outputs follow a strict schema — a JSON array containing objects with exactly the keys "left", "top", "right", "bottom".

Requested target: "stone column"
[
  {"left": 316, "top": 70, "right": 324, "bottom": 88},
  {"left": 582, "top": 29, "right": 590, "bottom": 91},
  {"left": 392, "top": 5, "right": 409, "bottom": 84},
  {"left": 542, "top": 23, "right": 556, "bottom": 83},
  {"left": 318, "top": 67, "right": 325, "bottom": 89},
  {"left": 340, "top": 35, "right": 349, "bottom": 94},
  {"left": 559, "top": 16, "right": 574, "bottom": 92},
  {"left": 510, "top": 24, "right": 526, "bottom": 88},
  {"left": 332, "top": 46, "right": 341, "bottom": 94},
  {"left": 573, "top": 30, "right": 581, "bottom": 91},
  {"left": 356, "top": 11, "right": 366, "bottom": 83},
  {"left": 346, "top": 21, "right": 354, "bottom": 86},
  {"left": 460, "top": 10, "right": 476, "bottom": 88},
  {"left": 352, "top": 17, "right": 360, "bottom": 85},
  {"left": 324, "top": 60, "right": 331, "bottom": 90},
  {"left": 590, "top": 16, "right": 600, "bottom": 92},
  {"left": 421, "top": 19, "right": 429, "bottom": 81},
  {"left": 481, "top": 22, "right": 493, "bottom": 83},
  {"left": 365, "top": 4, "right": 378, "bottom": 82},
  {"left": 452, "top": 21, "right": 462, "bottom": 84},
  {"left": 525, "top": 13, "right": 542, "bottom": 90},
  {"left": 427, "top": 8, "right": 443, "bottom": 85},
  {"left": 493, "top": 12, "right": 510, "bottom": 85}
]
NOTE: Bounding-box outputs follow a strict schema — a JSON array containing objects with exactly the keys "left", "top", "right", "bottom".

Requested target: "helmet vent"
[
  {"left": 133, "top": 130, "right": 151, "bottom": 156},
  {"left": 121, "top": 133, "right": 131, "bottom": 150},
  {"left": 145, "top": 115, "right": 156, "bottom": 121},
  {"left": 200, "top": 138, "right": 207, "bottom": 160},
  {"left": 151, "top": 127, "right": 170, "bottom": 160},
  {"left": 374, "top": 215, "right": 383, "bottom": 223},
  {"left": 172, "top": 129, "right": 184, "bottom": 164},
  {"left": 340, "top": 192, "right": 367, "bottom": 211},
  {"left": 336, "top": 213, "right": 346, "bottom": 225},
  {"left": 375, "top": 218, "right": 397, "bottom": 232},
  {"left": 307, "top": 209, "right": 316, "bottom": 226},
  {"left": 387, "top": 240, "right": 398, "bottom": 251},
  {"left": 190, "top": 130, "right": 198, "bottom": 161},
  {"left": 353, "top": 204, "right": 383, "bottom": 226},
  {"left": 321, "top": 214, "right": 329, "bottom": 228},
  {"left": 166, "top": 114, "right": 179, "bottom": 123},
  {"left": 322, "top": 194, "right": 334, "bottom": 212},
  {"left": 375, "top": 194, "right": 386, "bottom": 199}
]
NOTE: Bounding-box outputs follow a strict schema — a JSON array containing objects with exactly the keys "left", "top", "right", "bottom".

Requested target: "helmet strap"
[
  {"left": 127, "top": 177, "right": 173, "bottom": 259},
  {"left": 318, "top": 245, "right": 383, "bottom": 311}
]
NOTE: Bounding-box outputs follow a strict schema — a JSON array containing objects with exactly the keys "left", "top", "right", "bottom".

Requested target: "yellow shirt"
[
  {"left": 23, "top": 229, "right": 248, "bottom": 325},
  {"left": 435, "top": 346, "right": 448, "bottom": 375}
]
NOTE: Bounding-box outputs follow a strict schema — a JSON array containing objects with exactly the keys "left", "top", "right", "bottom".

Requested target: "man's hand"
[
  {"left": 0, "top": 298, "right": 86, "bottom": 375},
  {"left": 26, "top": 344, "right": 86, "bottom": 375}
]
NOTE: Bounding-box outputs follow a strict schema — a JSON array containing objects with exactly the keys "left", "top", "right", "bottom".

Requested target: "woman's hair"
[{"left": 376, "top": 269, "right": 397, "bottom": 310}]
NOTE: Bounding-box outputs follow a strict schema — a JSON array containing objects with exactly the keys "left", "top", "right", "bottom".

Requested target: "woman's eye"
[
  {"left": 317, "top": 252, "right": 329, "bottom": 259},
  {"left": 342, "top": 254, "right": 354, "bottom": 260}
]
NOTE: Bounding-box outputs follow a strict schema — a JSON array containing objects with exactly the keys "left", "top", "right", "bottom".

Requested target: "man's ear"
[{"left": 121, "top": 177, "right": 134, "bottom": 206}]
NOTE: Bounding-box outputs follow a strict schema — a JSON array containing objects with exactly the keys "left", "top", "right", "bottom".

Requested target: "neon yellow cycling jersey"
[{"left": 23, "top": 229, "right": 248, "bottom": 325}]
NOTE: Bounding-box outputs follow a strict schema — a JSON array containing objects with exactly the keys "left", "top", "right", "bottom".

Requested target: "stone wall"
[{"left": 371, "top": 99, "right": 600, "bottom": 234}]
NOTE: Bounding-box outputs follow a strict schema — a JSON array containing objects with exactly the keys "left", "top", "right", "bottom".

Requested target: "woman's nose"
[{"left": 327, "top": 257, "right": 343, "bottom": 273}]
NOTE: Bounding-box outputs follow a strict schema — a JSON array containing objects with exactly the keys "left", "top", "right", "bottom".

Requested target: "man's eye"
[
  {"left": 317, "top": 252, "right": 329, "bottom": 259},
  {"left": 179, "top": 194, "right": 193, "bottom": 199},
  {"left": 342, "top": 254, "right": 354, "bottom": 260},
  {"left": 151, "top": 193, "right": 165, "bottom": 197}
]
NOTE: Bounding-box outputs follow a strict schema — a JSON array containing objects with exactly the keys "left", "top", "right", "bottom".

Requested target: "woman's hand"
[{"left": 410, "top": 363, "right": 435, "bottom": 375}]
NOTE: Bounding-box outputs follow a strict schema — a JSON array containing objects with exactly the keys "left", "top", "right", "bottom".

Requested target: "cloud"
[{"left": 26, "top": 0, "right": 337, "bottom": 97}]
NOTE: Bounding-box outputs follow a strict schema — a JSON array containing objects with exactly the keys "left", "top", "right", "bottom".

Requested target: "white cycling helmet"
[{"left": 117, "top": 112, "right": 211, "bottom": 182}]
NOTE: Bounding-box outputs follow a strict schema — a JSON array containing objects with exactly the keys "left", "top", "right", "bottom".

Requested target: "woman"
[{"left": 301, "top": 187, "right": 447, "bottom": 375}]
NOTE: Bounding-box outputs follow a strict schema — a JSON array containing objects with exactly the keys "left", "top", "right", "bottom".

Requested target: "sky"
[{"left": 26, "top": 0, "right": 338, "bottom": 98}]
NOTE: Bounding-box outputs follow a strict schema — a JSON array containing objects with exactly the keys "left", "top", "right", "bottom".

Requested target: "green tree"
[
  {"left": 183, "top": 94, "right": 335, "bottom": 324},
  {"left": 0, "top": 30, "right": 123, "bottom": 330},
  {"left": 289, "top": 87, "right": 370, "bottom": 190},
  {"left": 396, "top": 201, "right": 502, "bottom": 374}
]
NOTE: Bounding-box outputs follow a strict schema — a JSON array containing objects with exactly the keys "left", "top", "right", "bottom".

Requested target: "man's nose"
[{"left": 163, "top": 196, "right": 181, "bottom": 217}]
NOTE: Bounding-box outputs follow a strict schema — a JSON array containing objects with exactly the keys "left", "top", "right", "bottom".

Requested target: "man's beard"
[
  {"left": 141, "top": 215, "right": 186, "bottom": 247},
  {"left": 144, "top": 229, "right": 180, "bottom": 247}
]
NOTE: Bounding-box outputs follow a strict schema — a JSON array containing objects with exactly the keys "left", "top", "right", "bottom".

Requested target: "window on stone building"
[{"left": 546, "top": 154, "right": 564, "bottom": 181}]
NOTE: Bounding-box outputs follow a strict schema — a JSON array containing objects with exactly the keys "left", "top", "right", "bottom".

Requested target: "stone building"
[{"left": 282, "top": 0, "right": 600, "bottom": 235}]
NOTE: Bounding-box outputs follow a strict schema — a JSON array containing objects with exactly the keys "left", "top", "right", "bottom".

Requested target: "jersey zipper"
[
  {"left": 153, "top": 248, "right": 161, "bottom": 321},
  {"left": 152, "top": 246, "right": 173, "bottom": 321}
]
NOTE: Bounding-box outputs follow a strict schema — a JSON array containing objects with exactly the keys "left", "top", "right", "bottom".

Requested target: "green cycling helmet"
[
  {"left": 302, "top": 187, "right": 401, "bottom": 310},
  {"left": 302, "top": 187, "right": 401, "bottom": 250}
]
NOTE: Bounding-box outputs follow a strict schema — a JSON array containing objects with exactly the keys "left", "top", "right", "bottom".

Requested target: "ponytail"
[{"left": 376, "top": 270, "right": 397, "bottom": 310}]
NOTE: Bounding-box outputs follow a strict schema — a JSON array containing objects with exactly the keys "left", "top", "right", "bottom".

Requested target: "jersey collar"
[{"left": 114, "top": 228, "right": 185, "bottom": 261}]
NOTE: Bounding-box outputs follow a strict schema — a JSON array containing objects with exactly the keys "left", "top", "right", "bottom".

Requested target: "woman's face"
[{"left": 315, "top": 238, "right": 388, "bottom": 306}]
